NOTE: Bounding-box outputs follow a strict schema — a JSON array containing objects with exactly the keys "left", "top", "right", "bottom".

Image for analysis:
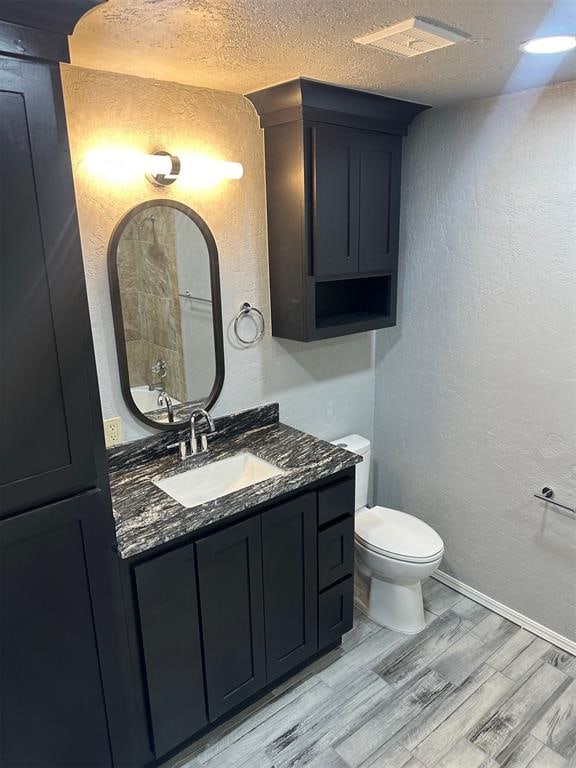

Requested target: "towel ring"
[{"left": 233, "top": 302, "right": 265, "bottom": 345}]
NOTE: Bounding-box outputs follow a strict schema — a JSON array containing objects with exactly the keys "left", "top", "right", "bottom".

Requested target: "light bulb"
[
  {"left": 520, "top": 35, "right": 576, "bottom": 54},
  {"left": 144, "top": 154, "right": 176, "bottom": 178}
]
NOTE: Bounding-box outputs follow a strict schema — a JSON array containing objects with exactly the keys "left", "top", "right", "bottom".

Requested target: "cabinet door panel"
[
  {"left": 262, "top": 493, "right": 317, "bottom": 681},
  {"left": 0, "top": 58, "right": 98, "bottom": 517},
  {"left": 318, "top": 516, "right": 354, "bottom": 591},
  {"left": 319, "top": 577, "right": 354, "bottom": 649},
  {"left": 312, "top": 126, "right": 359, "bottom": 276},
  {"left": 196, "top": 517, "right": 266, "bottom": 721},
  {"left": 358, "top": 132, "right": 402, "bottom": 273},
  {"left": 0, "top": 492, "right": 112, "bottom": 768},
  {"left": 135, "top": 544, "right": 207, "bottom": 758}
]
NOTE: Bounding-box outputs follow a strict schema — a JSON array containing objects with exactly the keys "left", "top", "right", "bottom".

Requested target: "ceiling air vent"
[{"left": 354, "top": 17, "right": 467, "bottom": 58}]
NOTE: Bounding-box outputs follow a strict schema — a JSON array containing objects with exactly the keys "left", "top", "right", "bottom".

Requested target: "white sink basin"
[{"left": 153, "top": 452, "right": 286, "bottom": 508}]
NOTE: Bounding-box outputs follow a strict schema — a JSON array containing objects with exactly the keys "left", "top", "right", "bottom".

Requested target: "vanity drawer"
[
  {"left": 318, "top": 477, "right": 355, "bottom": 527},
  {"left": 318, "top": 516, "right": 354, "bottom": 590},
  {"left": 318, "top": 577, "right": 354, "bottom": 649}
]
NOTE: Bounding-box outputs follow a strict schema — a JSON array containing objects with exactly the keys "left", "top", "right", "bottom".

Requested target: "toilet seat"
[{"left": 355, "top": 506, "right": 444, "bottom": 564}]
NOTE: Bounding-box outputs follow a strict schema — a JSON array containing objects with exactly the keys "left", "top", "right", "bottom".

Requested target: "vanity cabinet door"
[
  {"left": 262, "top": 493, "right": 318, "bottom": 681},
  {"left": 0, "top": 58, "right": 99, "bottom": 518},
  {"left": 196, "top": 516, "right": 266, "bottom": 721},
  {"left": 312, "top": 125, "right": 359, "bottom": 276},
  {"left": 0, "top": 491, "right": 112, "bottom": 768},
  {"left": 357, "top": 131, "right": 402, "bottom": 274},
  {"left": 134, "top": 544, "right": 207, "bottom": 758},
  {"left": 311, "top": 125, "right": 402, "bottom": 278}
]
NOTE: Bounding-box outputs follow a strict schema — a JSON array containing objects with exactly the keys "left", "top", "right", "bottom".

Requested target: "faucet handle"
[
  {"left": 201, "top": 427, "right": 219, "bottom": 450},
  {"left": 190, "top": 434, "right": 204, "bottom": 455},
  {"left": 167, "top": 440, "right": 188, "bottom": 460},
  {"left": 190, "top": 431, "right": 217, "bottom": 455}
]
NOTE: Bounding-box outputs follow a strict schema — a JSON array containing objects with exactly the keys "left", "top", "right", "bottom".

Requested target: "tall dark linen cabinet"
[
  {"left": 247, "top": 79, "right": 429, "bottom": 341},
  {"left": 0, "top": 3, "right": 132, "bottom": 766}
]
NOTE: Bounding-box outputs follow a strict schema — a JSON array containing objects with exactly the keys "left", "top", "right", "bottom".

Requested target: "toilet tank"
[{"left": 331, "top": 435, "right": 371, "bottom": 511}]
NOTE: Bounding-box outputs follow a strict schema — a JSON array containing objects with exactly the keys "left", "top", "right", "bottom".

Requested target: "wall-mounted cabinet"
[{"left": 247, "top": 78, "right": 429, "bottom": 341}]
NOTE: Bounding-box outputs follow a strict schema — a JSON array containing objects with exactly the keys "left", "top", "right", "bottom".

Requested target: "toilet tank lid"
[{"left": 331, "top": 434, "right": 370, "bottom": 456}]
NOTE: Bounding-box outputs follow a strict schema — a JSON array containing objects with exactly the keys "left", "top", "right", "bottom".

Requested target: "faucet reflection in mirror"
[{"left": 84, "top": 147, "right": 243, "bottom": 188}]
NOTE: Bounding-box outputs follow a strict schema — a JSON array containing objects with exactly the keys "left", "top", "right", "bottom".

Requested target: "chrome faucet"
[
  {"left": 157, "top": 391, "right": 174, "bottom": 423},
  {"left": 189, "top": 408, "right": 216, "bottom": 455},
  {"left": 167, "top": 408, "right": 216, "bottom": 460}
]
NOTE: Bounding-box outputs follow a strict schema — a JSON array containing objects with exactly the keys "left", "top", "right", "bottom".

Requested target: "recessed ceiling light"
[{"left": 520, "top": 35, "right": 576, "bottom": 54}]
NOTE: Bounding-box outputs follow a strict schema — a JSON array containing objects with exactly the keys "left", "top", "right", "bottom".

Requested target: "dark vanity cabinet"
[
  {"left": 197, "top": 515, "right": 267, "bottom": 720},
  {"left": 0, "top": 492, "right": 114, "bottom": 768},
  {"left": 0, "top": 5, "right": 135, "bottom": 768},
  {"left": 134, "top": 545, "right": 208, "bottom": 758},
  {"left": 247, "top": 78, "right": 429, "bottom": 341},
  {"left": 199, "top": 492, "right": 318, "bottom": 716},
  {"left": 261, "top": 493, "right": 318, "bottom": 680},
  {"left": 317, "top": 477, "right": 356, "bottom": 648},
  {"left": 128, "top": 474, "right": 354, "bottom": 762},
  {"left": 0, "top": 33, "right": 102, "bottom": 518}
]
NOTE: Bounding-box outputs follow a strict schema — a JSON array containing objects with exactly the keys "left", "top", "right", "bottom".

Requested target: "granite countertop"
[{"left": 108, "top": 405, "right": 361, "bottom": 559}]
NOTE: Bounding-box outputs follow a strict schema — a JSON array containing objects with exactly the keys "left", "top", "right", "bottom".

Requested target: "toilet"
[{"left": 332, "top": 435, "right": 444, "bottom": 634}]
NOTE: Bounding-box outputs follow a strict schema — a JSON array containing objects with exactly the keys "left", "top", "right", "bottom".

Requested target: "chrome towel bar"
[
  {"left": 534, "top": 487, "right": 575, "bottom": 515},
  {"left": 178, "top": 290, "right": 212, "bottom": 304}
]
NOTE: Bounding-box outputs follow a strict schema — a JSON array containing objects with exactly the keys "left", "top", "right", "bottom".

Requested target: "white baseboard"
[{"left": 432, "top": 570, "right": 576, "bottom": 657}]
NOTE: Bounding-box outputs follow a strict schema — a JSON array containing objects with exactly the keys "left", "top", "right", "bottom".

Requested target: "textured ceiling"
[{"left": 71, "top": 0, "right": 576, "bottom": 105}]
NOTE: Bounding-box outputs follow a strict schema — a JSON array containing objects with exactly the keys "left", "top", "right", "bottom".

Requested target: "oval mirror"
[{"left": 108, "top": 200, "right": 224, "bottom": 430}]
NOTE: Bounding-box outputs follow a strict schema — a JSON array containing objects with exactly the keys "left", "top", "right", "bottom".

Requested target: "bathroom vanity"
[
  {"left": 99, "top": 153, "right": 364, "bottom": 762},
  {"left": 107, "top": 404, "right": 359, "bottom": 763}
]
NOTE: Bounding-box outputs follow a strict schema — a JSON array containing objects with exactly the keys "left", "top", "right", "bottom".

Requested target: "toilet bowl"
[
  {"left": 332, "top": 435, "right": 444, "bottom": 634},
  {"left": 354, "top": 505, "right": 444, "bottom": 633}
]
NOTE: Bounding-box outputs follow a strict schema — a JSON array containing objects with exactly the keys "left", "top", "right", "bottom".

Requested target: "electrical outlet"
[{"left": 103, "top": 417, "right": 122, "bottom": 448}]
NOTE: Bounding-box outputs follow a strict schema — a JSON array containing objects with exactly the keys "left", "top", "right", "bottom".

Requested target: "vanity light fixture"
[
  {"left": 145, "top": 151, "right": 244, "bottom": 187},
  {"left": 145, "top": 151, "right": 181, "bottom": 186},
  {"left": 84, "top": 146, "right": 243, "bottom": 187},
  {"left": 520, "top": 35, "right": 576, "bottom": 54}
]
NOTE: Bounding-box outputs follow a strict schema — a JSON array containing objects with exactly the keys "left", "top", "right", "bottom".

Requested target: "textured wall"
[
  {"left": 61, "top": 65, "right": 375, "bottom": 445},
  {"left": 374, "top": 82, "right": 576, "bottom": 640}
]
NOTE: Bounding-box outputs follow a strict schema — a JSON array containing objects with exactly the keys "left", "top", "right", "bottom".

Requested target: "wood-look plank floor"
[{"left": 163, "top": 578, "right": 576, "bottom": 768}]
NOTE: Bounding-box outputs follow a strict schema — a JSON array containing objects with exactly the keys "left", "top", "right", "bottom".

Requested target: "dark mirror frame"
[{"left": 107, "top": 199, "right": 225, "bottom": 431}]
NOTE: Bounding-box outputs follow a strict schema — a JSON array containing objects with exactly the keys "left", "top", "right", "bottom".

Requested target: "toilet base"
[
  {"left": 355, "top": 562, "right": 427, "bottom": 634},
  {"left": 354, "top": 537, "right": 442, "bottom": 635},
  {"left": 366, "top": 576, "right": 425, "bottom": 634}
]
